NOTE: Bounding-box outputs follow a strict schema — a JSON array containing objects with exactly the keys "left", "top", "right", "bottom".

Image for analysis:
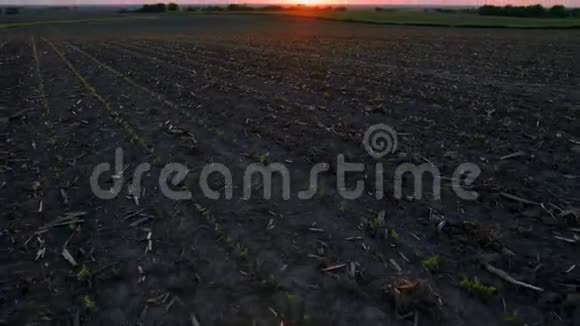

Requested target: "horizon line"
[{"left": 2, "top": 2, "right": 576, "bottom": 6}]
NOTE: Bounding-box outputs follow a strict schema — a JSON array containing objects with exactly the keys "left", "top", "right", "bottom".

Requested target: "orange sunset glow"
[{"left": 1, "top": 0, "right": 579, "bottom": 6}]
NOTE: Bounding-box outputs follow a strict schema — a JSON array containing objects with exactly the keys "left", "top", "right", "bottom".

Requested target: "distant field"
[
  {"left": 0, "top": 15, "right": 150, "bottom": 29},
  {"left": 2, "top": 9, "right": 580, "bottom": 29},
  {"left": 235, "top": 10, "right": 580, "bottom": 29}
]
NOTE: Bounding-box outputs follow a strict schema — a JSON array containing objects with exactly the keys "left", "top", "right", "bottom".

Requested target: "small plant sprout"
[
  {"left": 239, "top": 247, "right": 249, "bottom": 259},
  {"left": 338, "top": 202, "right": 347, "bottom": 214},
  {"left": 367, "top": 210, "right": 385, "bottom": 235},
  {"left": 421, "top": 255, "right": 440, "bottom": 273},
  {"left": 460, "top": 276, "right": 497, "bottom": 298},
  {"left": 82, "top": 295, "right": 96, "bottom": 310},
  {"left": 77, "top": 264, "right": 91, "bottom": 281},
  {"left": 504, "top": 311, "right": 522, "bottom": 325},
  {"left": 389, "top": 228, "right": 400, "bottom": 241},
  {"left": 258, "top": 151, "right": 270, "bottom": 164}
]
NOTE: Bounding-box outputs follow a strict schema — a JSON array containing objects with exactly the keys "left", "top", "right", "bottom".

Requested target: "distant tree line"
[
  {"left": 431, "top": 8, "right": 477, "bottom": 14},
  {"left": 374, "top": 8, "right": 399, "bottom": 12},
  {"left": 478, "top": 4, "right": 580, "bottom": 18},
  {"left": 185, "top": 4, "right": 347, "bottom": 12},
  {"left": 132, "top": 3, "right": 179, "bottom": 13},
  {"left": 126, "top": 3, "right": 347, "bottom": 13},
  {"left": 0, "top": 7, "right": 21, "bottom": 15}
]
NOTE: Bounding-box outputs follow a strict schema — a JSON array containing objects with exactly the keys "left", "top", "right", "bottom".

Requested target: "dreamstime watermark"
[{"left": 90, "top": 124, "right": 481, "bottom": 201}]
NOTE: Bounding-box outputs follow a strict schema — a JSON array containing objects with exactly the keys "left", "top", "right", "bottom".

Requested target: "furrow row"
[{"left": 38, "top": 39, "right": 277, "bottom": 324}]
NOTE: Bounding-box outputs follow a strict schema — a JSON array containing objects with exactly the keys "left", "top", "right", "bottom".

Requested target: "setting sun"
[{"left": 286, "top": 0, "right": 332, "bottom": 5}]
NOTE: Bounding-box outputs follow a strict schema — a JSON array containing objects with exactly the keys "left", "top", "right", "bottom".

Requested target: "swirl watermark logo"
[{"left": 363, "top": 123, "right": 398, "bottom": 159}]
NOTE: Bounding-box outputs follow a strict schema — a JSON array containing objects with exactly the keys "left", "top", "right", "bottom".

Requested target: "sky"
[{"left": 1, "top": 0, "right": 579, "bottom": 7}]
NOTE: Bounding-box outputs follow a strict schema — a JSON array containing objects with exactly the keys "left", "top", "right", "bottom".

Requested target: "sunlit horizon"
[{"left": 1, "top": 0, "right": 580, "bottom": 7}]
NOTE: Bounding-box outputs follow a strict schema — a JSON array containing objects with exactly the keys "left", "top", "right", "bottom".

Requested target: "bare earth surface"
[{"left": 1, "top": 14, "right": 580, "bottom": 325}]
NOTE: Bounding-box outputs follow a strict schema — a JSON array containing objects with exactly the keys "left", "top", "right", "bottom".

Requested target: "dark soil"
[{"left": 1, "top": 14, "right": 579, "bottom": 326}]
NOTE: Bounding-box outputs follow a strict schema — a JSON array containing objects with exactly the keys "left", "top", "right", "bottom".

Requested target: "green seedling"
[
  {"left": 460, "top": 276, "right": 497, "bottom": 298},
  {"left": 504, "top": 311, "right": 522, "bottom": 325},
  {"left": 77, "top": 264, "right": 91, "bottom": 281},
  {"left": 368, "top": 210, "right": 385, "bottom": 234},
  {"left": 421, "top": 255, "right": 440, "bottom": 273},
  {"left": 390, "top": 228, "right": 400, "bottom": 241},
  {"left": 239, "top": 247, "right": 249, "bottom": 259},
  {"left": 338, "top": 202, "right": 347, "bottom": 214},
  {"left": 82, "top": 295, "right": 96, "bottom": 310},
  {"left": 257, "top": 152, "right": 270, "bottom": 164}
]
